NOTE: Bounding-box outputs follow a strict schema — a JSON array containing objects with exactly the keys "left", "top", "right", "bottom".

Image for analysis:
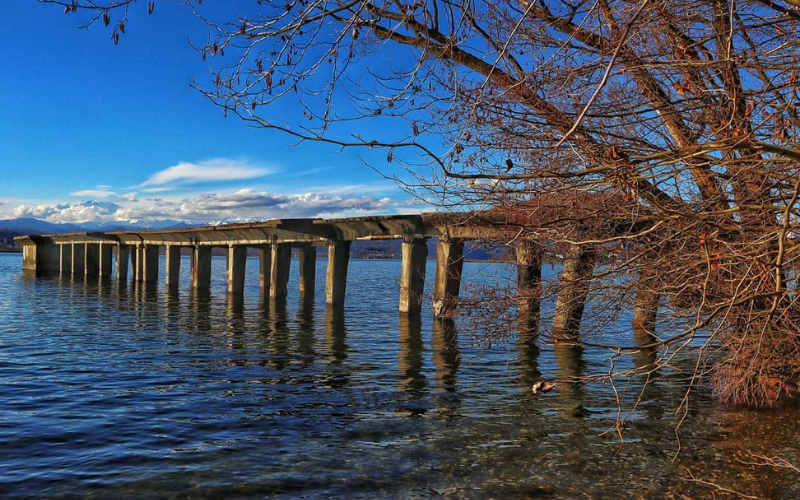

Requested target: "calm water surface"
[{"left": 0, "top": 253, "right": 797, "bottom": 499}]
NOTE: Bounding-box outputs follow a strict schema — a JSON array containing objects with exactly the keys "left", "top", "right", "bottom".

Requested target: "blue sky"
[{"left": 0, "top": 1, "right": 426, "bottom": 224}]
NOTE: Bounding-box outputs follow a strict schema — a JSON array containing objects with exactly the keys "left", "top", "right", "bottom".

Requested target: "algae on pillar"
[
  {"left": 227, "top": 245, "right": 248, "bottom": 295},
  {"left": 326, "top": 240, "right": 351, "bottom": 306},
  {"left": 399, "top": 237, "right": 428, "bottom": 315},
  {"left": 552, "top": 244, "right": 596, "bottom": 340},
  {"left": 433, "top": 238, "right": 464, "bottom": 319}
]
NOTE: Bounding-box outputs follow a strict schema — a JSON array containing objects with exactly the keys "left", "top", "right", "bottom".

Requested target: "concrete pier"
[
  {"left": 432, "top": 238, "right": 463, "bottom": 319},
  {"left": 191, "top": 246, "right": 212, "bottom": 291},
  {"left": 227, "top": 245, "right": 247, "bottom": 295},
  {"left": 116, "top": 245, "right": 130, "bottom": 282},
  {"left": 85, "top": 243, "right": 99, "bottom": 277},
  {"left": 143, "top": 245, "right": 159, "bottom": 283},
  {"left": 516, "top": 240, "right": 544, "bottom": 337},
  {"left": 552, "top": 244, "right": 596, "bottom": 340},
  {"left": 99, "top": 243, "right": 113, "bottom": 278},
  {"left": 271, "top": 243, "right": 292, "bottom": 300},
  {"left": 166, "top": 245, "right": 182, "bottom": 288},
  {"left": 326, "top": 240, "right": 350, "bottom": 306},
  {"left": 72, "top": 243, "right": 85, "bottom": 276},
  {"left": 632, "top": 273, "right": 660, "bottom": 338},
  {"left": 59, "top": 244, "right": 72, "bottom": 275},
  {"left": 259, "top": 245, "right": 272, "bottom": 294},
  {"left": 399, "top": 238, "right": 428, "bottom": 314},
  {"left": 298, "top": 244, "right": 316, "bottom": 300}
]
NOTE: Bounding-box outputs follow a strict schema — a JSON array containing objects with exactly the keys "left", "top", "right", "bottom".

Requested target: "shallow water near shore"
[{"left": 0, "top": 253, "right": 797, "bottom": 499}]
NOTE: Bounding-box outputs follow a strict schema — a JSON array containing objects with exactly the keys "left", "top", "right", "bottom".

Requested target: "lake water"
[{"left": 0, "top": 253, "right": 797, "bottom": 499}]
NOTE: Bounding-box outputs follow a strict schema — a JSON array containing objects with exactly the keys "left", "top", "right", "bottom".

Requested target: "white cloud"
[
  {"left": 140, "top": 158, "right": 272, "bottom": 187},
  {"left": 10, "top": 188, "right": 399, "bottom": 225},
  {"left": 70, "top": 189, "right": 117, "bottom": 198}
]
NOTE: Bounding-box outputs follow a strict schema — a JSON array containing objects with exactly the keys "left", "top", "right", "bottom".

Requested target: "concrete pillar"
[
  {"left": 59, "top": 244, "right": 72, "bottom": 275},
  {"left": 98, "top": 242, "right": 113, "bottom": 278},
  {"left": 259, "top": 245, "right": 272, "bottom": 295},
  {"left": 18, "top": 237, "right": 60, "bottom": 275},
  {"left": 132, "top": 245, "right": 145, "bottom": 282},
  {"left": 166, "top": 245, "right": 182, "bottom": 288},
  {"left": 270, "top": 243, "right": 292, "bottom": 300},
  {"left": 116, "top": 245, "right": 130, "bottom": 282},
  {"left": 516, "top": 240, "right": 544, "bottom": 337},
  {"left": 71, "top": 243, "right": 85, "bottom": 276},
  {"left": 552, "top": 244, "right": 596, "bottom": 340},
  {"left": 227, "top": 245, "right": 248, "bottom": 295},
  {"left": 84, "top": 243, "right": 100, "bottom": 277},
  {"left": 191, "top": 246, "right": 212, "bottom": 291},
  {"left": 632, "top": 275, "right": 659, "bottom": 339},
  {"left": 142, "top": 245, "right": 159, "bottom": 283},
  {"left": 326, "top": 240, "right": 351, "bottom": 306},
  {"left": 399, "top": 237, "right": 428, "bottom": 314},
  {"left": 433, "top": 238, "right": 464, "bottom": 319},
  {"left": 298, "top": 244, "right": 316, "bottom": 300}
]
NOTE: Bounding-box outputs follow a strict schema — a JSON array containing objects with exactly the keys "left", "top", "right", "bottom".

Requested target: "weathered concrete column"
[
  {"left": 133, "top": 245, "right": 145, "bottom": 282},
  {"left": 191, "top": 246, "right": 212, "bottom": 291},
  {"left": 17, "top": 237, "right": 60, "bottom": 275},
  {"left": 433, "top": 238, "right": 464, "bottom": 319},
  {"left": 516, "top": 240, "right": 544, "bottom": 336},
  {"left": 143, "top": 245, "right": 159, "bottom": 283},
  {"left": 59, "top": 244, "right": 72, "bottom": 275},
  {"left": 165, "top": 245, "right": 182, "bottom": 288},
  {"left": 399, "top": 237, "right": 428, "bottom": 314},
  {"left": 98, "top": 242, "right": 113, "bottom": 278},
  {"left": 632, "top": 275, "right": 660, "bottom": 339},
  {"left": 326, "top": 240, "right": 351, "bottom": 306},
  {"left": 116, "top": 244, "right": 130, "bottom": 282},
  {"left": 270, "top": 243, "right": 292, "bottom": 300},
  {"left": 298, "top": 244, "right": 316, "bottom": 300},
  {"left": 227, "top": 245, "right": 248, "bottom": 295},
  {"left": 71, "top": 243, "right": 85, "bottom": 276},
  {"left": 259, "top": 245, "right": 272, "bottom": 295},
  {"left": 552, "top": 244, "right": 596, "bottom": 340},
  {"left": 85, "top": 243, "right": 100, "bottom": 277}
]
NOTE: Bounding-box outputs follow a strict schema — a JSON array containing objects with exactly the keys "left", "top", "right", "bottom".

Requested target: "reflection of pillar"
[
  {"left": 166, "top": 245, "right": 181, "bottom": 288},
  {"left": 552, "top": 244, "right": 596, "bottom": 340},
  {"left": 324, "top": 305, "right": 348, "bottom": 367},
  {"left": 227, "top": 245, "right": 247, "bottom": 295},
  {"left": 116, "top": 245, "right": 130, "bottom": 282},
  {"left": 72, "top": 243, "right": 85, "bottom": 276},
  {"left": 399, "top": 237, "right": 428, "bottom": 314},
  {"left": 191, "top": 246, "right": 212, "bottom": 291},
  {"left": 632, "top": 273, "right": 659, "bottom": 338},
  {"left": 259, "top": 244, "right": 272, "bottom": 296},
  {"left": 59, "top": 244, "right": 72, "bottom": 275},
  {"left": 298, "top": 244, "right": 316, "bottom": 300},
  {"left": 85, "top": 243, "right": 100, "bottom": 277},
  {"left": 99, "top": 243, "right": 113, "bottom": 278},
  {"left": 433, "top": 238, "right": 464, "bottom": 319},
  {"left": 398, "top": 315, "right": 425, "bottom": 392},
  {"left": 143, "top": 245, "right": 159, "bottom": 283},
  {"left": 326, "top": 240, "right": 351, "bottom": 306},
  {"left": 516, "top": 240, "right": 544, "bottom": 338},
  {"left": 270, "top": 243, "right": 292, "bottom": 301},
  {"left": 432, "top": 319, "right": 460, "bottom": 391}
]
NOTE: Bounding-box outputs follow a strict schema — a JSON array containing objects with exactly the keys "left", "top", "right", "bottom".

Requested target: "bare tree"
[{"left": 40, "top": 0, "right": 800, "bottom": 407}]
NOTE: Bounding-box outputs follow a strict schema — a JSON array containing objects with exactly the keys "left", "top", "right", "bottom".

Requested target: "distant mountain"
[
  {"left": 0, "top": 218, "right": 84, "bottom": 234},
  {"left": 0, "top": 217, "right": 198, "bottom": 236}
]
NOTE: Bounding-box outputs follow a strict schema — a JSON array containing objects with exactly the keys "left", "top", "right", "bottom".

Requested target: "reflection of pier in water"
[{"left": 16, "top": 213, "right": 659, "bottom": 339}]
